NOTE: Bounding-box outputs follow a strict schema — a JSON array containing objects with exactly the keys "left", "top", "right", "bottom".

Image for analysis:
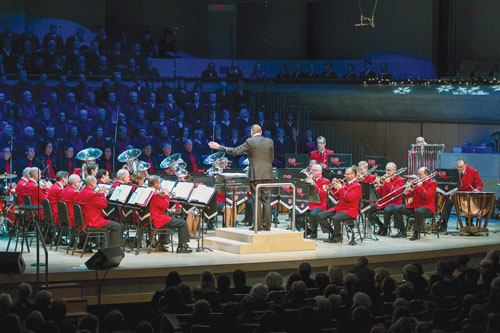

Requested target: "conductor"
[{"left": 209, "top": 124, "right": 274, "bottom": 231}]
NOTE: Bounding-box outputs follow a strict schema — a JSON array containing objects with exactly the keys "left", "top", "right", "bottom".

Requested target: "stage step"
[
  {"left": 65, "top": 297, "right": 88, "bottom": 314},
  {"left": 204, "top": 227, "right": 316, "bottom": 254},
  {"left": 45, "top": 282, "right": 83, "bottom": 299}
]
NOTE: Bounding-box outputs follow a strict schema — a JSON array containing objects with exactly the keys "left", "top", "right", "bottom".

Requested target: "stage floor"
[
  {"left": 1, "top": 216, "right": 499, "bottom": 305},
  {"left": 1, "top": 216, "right": 499, "bottom": 277}
]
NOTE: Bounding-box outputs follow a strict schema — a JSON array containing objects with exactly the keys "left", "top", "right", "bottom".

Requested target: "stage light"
[{"left": 392, "top": 87, "right": 411, "bottom": 95}]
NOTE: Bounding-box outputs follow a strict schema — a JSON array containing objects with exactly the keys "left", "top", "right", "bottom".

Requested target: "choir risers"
[{"left": 204, "top": 228, "right": 316, "bottom": 254}]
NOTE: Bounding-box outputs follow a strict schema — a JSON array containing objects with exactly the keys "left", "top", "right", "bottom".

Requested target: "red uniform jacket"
[
  {"left": 16, "top": 177, "right": 30, "bottom": 206},
  {"left": 26, "top": 179, "right": 48, "bottom": 220},
  {"left": 360, "top": 174, "right": 376, "bottom": 183},
  {"left": 376, "top": 176, "right": 405, "bottom": 209},
  {"left": 406, "top": 179, "right": 437, "bottom": 213},
  {"left": 48, "top": 182, "right": 64, "bottom": 224},
  {"left": 309, "top": 149, "right": 334, "bottom": 169},
  {"left": 309, "top": 176, "right": 330, "bottom": 211},
  {"left": 60, "top": 185, "right": 79, "bottom": 228},
  {"left": 456, "top": 165, "right": 483, "bottom": 192},
  {"left": 78, "top": 187, "right": 109, "bottom": 229},
  {"left": 328, "top": 180, "right": 362, "bottom": 218},
  {"left": 149, "top": 192, "right": 172, "bottom": 229}
]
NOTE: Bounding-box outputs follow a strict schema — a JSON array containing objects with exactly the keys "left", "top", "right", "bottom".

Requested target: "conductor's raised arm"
[{"left": 208, "top": 140, "right": 250, "bottom": 156}]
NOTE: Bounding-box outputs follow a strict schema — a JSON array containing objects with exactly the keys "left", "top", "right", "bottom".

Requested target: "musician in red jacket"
[
  {"left": 305, "top": 164, "right": 331, "bottom": 239},
  {"left": 317, "top": 167, "right": 362, "bottom": 243},
  {"left": 357, "top": 161, "right": 376, "bottom": 183},
  {"left": 47, "top": 170, "right": 69, "bottom": 225},
  {"left": 148, "top": 175, "right": 192, "bottom": 253},
  {"left": 363, "top": 162, "right": 405, "bottom": 235},
  {"left": 393, "top": 167, "right": 437, "bottom": 241},
  {"left": 15, "top": 167, "right": 31, "bottom": 206},
  {"left": 60, "top": 174, "right": 81, "bottom": 229},
  {"left": 26, "top": 167, "right": 51, "bottom": 221},
  {"left": 441, "top": 158, "right": 483, "bottom": 230},
  {"left": 309, "top": 136, "right": 334, "bottom": 170},
  {"left": 78, "top": 176, "right": 122, "bottom": 248}
]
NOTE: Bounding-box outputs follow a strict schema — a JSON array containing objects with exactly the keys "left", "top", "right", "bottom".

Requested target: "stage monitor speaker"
[
  {"left": 0, "top": 252, "right": 26, "bottom": 274},
  {"left": 85, "top": 247, "right": 125, "bottom": 270}
]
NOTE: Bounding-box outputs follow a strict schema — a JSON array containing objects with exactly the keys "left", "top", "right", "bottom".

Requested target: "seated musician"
[
  {"left": 357, "top": 161, "right": 376, "bottom": 183},
  {"left": 305, "top": 164, "right": 330, "bottom": 239},
  {"left": 217, "top": 192, "right": 234, "bottom": 228},
  {"left": 393, "top": 167, "right": 437, "bottom": 241},
  {"left": 112, "top": 169, "right": 130, "bottom": 189},
  {"left": 85, "top": 163, "right": 99, "bottom": 178},
  {"left": 26, "top": 167, "right": 52, "bottom": 221},
  {"left": 16, "top": 167, "right": 32, "bottom": 206},
  {"left": 61, "top": 174, "right": 89, "bottom": 251},
  {"left": 309, "top": 136, "right": 334, "bottom": 170},
  {"left": 96, "top": 169, "right": 111, "bottom": 184},
  {"left": 78, "top": 176, "right": 122, "bottom": 248},
  {"left": 147, "top": 175, "right": 192, "bottom": 253},
  {"left": 441, "top": 158, "right": 483, "bottom": 231},
  {"left": 47, "top": 171, "right": 69, "bottom": 226},
  {"left": 364, "top": 163, "right": 405, "bottom": 235},
  {"left": 317, "top": 167, "right": 362, "bottom": 243}
]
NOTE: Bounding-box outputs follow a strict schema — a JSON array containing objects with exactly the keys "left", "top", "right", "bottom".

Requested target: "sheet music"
[
  {"left": 171, "top": 182, "right": 194, "bottom": 200},
  {"left": 128, "top": 187, "right": 155, "bottom": 206},
  {"left": 161, "top": 180, "right": 177, "bottom": 193},
  {"left": 188, "top": 185, "right": 216, "bottom": 204},
  {"left": 109, "top": 184, "right": 133, "bottom": 203}
]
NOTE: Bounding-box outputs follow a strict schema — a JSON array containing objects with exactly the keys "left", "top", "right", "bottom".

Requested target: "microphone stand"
[
  {"left": 9, "top": 135, "right": 13, "bottom": 174},
  {"left": 112, "top": 105, "right": 120, "bottom": 173}
]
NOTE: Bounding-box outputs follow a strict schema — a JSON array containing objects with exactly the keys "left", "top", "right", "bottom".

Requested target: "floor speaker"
[
  {"left": 85, "top": 246, "right": 125, "bottom": 270},
  {"left": 0, "top": 252, "right": 26, "bottom": 274}
]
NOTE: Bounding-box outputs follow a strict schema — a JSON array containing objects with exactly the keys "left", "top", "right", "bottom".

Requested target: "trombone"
[{"left": 374, "top": 167, "right": 407, "bottom": 187}]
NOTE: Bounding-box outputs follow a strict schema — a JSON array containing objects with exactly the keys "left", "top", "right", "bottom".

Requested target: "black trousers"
[
  {"left": 365, "top": 204, "right": 398, "bottom": 228},
  {"left": 78, "top": 220, "right": 122, "bottom": 248},
  {"left": 158, "top": 217, "right": 189, "bottom": 246},
  {"left": 441, "top": 198, "right": 453, "bottom": 228},
  {"left": 317, "top": 210, "right": 352, "bottom": 237},
  {"left": 308, "top": 208, "right": 324, "bottom": 234},
  {"left": 250, "top": 180, "right": 272, "bottom": 231},
  {"left": 394, "top": 205, "right": 433, "bottom": 232}
]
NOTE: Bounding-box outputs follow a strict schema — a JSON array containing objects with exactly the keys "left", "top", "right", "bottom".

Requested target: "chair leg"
[
  {"left": 81, "top": 233, "right": 90, "bottom": 258},
  {"left": 170, "top": 233, "right": 174, "bottom": 253}
]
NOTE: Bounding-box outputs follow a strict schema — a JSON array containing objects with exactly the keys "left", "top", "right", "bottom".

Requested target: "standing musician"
[
  {"left": 304, "top": 164, "right": 330, "bottom": 239},
  {"left": 309, "top": 136, "right": 334, "bottom": 170},
  {"left": 78, "top": 176, "right": 122, "bottom": 248},
  {"left": 440, "top": 158, "right": 483, "bottom": 231},
  {"left": 317, "top": 167, "right": 362, "bottom": 243},
  {"left": 147, "top": 175, "right": 192, "bottom": 253},
  {"left": 357, "top": 161, "right": 376, "bottom": 183},
  {"left": 393, "top": 167, "right": 437, "bottom": 241},
  {"left": 364, "top": 163, "right": 405, "bottom": 235},
  {"left": 209, "top": 124, "right": 274, "bottom": 231}
]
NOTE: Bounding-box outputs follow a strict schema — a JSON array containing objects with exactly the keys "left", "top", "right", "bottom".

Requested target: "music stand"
[
  {"left": 366, "top": 156, "right": 389, "bottom": 177},
  {"left": 188, "top": 185, "right": 216, "bottom": 252},
  {"left": 359, "top": 183, "right": 379, "bottom": 241},
  {"left": 124, "top": 186, "right": 156, "bottom": 254}
]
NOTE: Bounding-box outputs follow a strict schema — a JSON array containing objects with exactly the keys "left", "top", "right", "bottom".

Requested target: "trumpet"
[
  {"left": 374, "top": 167, "right": 407, "bottom": 187},
  {"left": 323, "top": 177, "right": 347, "bottom": 192}
]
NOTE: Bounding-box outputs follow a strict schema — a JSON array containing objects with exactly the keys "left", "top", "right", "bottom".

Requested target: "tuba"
[
  {"left": 117, "top": 149, "right": 142, "bottom": 175},
  {"left": 77, "top": 148, "right": 102, "bottom": 179},
  {"left": 204, "top": 152, "right": 230, "bottom": 176},
  {"left": 160, "top": 153, "right": 188, "bottom": 178}
]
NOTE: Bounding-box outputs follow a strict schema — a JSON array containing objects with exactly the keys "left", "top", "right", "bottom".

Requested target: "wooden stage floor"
[{"left": 1, "top": 216, "right": 499, "bottom": 305}]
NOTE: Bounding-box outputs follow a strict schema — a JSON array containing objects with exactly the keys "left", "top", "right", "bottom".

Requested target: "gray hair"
[
  {"left": 353, "top": 292, "right": 372, "bottom": 308},
  {"left": 311, "top": 164, "right": 322, "bottom": 172},
  {"left": 22, "top": 167, "right": 31, "bottom": 176},
  {"left": 116, "top": 169, "right": 129, "bottom": 180},
  {"left": 249, "top": 283, "right": 268, "bottom": 301},
  {"left": 29, "top": 167, "right": 40, "bottom": 177},
  {"left": 85, "top": 176, "right": 97, "bottom": 186},
  {"left": 68, "top": 174, "right": 81, "bottom": 185},
  {"left": 264, "top": 271, "right": 283, "bottom": 290},
  {"left": 386, "top": 162, "right": 397, "bottom": 171},
  {"left": 316, "top": 136, "right": 326, "bottom": 144}
]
